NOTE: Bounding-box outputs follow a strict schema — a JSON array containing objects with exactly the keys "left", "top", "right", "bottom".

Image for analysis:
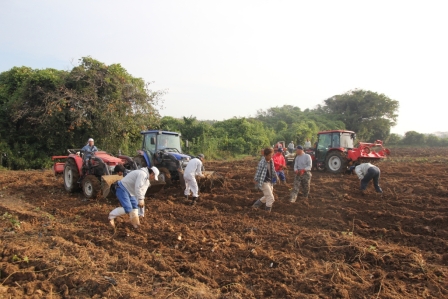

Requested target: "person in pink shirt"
[{"left": 273, "top": 147, "right": 287, "bottom": 184}]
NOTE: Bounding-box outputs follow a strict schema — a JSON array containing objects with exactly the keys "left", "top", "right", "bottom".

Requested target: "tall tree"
[
  {"left": 0, "top": 57, "right": 163, "bottom": 168},
  {"left": 319, "top": 89, "right": 399, "bottom": 141}
]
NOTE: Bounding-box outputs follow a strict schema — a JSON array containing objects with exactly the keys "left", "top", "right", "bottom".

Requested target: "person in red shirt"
[{"left": 273, "top": 147, "right": 287, "bottom": 184}]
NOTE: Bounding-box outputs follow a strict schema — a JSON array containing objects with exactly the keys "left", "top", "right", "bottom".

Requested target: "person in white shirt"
[
  {"left": 287, "top": 141, "right": 295, "bottom": 153},
  {"left": 184, "top": 154, "right": 205, "bottom": 205},
  {"left": 304, "top": 138, "right": 312, "bottom": 149},
  {"left": 349, "top": 163, "right": 383, "bottom": 194},
  {"left": 108, "top": 166, "right": 159, "bottom": 228}
]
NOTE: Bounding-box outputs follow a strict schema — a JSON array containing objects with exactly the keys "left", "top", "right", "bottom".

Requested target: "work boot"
[
  {"left": 265, "top": 206, "right": 272, "bottom": 212},
  {"left": 129, "top": 209, "right": 140, "bottom": 228},
  {"left": 189, "top": 197, "right": 198, "bottom": 206},
  {"left": 108, "top": 207, "right": 126, "bottom": 228},
  {"left": 252, "top": 199, "right": 263, "bottom": 209}
]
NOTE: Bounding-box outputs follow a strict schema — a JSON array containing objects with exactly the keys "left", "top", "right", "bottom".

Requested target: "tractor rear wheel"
[
  {"left": 325, "top": 151, "right": 347, "bottom": 174},
  {"left": 82, "top": 175, "right": 101, "bottom": 199},
  {"left": 63, "top": 160, "right": 80, "bottom": 192}
]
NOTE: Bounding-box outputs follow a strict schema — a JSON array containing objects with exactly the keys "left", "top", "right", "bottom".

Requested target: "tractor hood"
[
  {"left": 169, "top": 152, "right": 191, "bottom": 161},
  {"left": 94, "top": 151, "right": 123, "bottom": 163}
]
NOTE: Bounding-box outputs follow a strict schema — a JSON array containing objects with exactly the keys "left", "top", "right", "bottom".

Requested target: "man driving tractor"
[{"left": 81, "top": 138, "right": 98, "bottom": 160}]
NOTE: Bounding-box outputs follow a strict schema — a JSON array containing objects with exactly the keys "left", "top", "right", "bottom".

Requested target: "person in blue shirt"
[{"left": 81, "top": 138, "right": 98, "bottom": 160}]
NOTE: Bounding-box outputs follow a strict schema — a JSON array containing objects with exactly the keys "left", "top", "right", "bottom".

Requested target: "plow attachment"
[
  {"left": 101, "top": 175, "right": 166, "bottom": 199},
  {"left": 146, "top": 180, "right": 166, "bottom": 195},
  {"left": 101, "top": 175, "right": 123, "bottom": 198},
  {"left": 197, "top": 171, "right": 226, "bottom": 192}
]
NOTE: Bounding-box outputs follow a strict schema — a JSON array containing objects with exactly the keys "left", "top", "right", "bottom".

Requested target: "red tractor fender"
[
  {"left": 347, "top": 148, "right": 361, "bottom": 162},
  {"left": 69, "top": 154, "right": 83, "bottom": 174},
  {"left": 51, "top": 154, "right": 83, "bottom": 175}
]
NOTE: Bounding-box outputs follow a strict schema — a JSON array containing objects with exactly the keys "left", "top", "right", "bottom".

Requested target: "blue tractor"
[{"left": 133, "top": 130, "right": 192, "bottom": 185}]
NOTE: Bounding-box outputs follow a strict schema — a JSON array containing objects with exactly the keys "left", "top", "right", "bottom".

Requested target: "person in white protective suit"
[
  {"left": 183, "top": 154, "right": 205, "bottom": 206},
  {"left": 108, "top": 166, "right": 159, "bottom": 228}
]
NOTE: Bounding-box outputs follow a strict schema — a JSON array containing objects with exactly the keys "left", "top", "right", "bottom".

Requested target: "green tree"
[
  {"left": 0, "top": 57, "right": 163, "bottom": 169},
  {"left": 319, "top": 89, "right": 399, "bottom": 141},
  {"left": 386, "top": 133, "right": 402, "bottom": 145},
  {"left": 276, "top": 120, "right": 288, "bottom": 132},
  {"left": 256, "top": 105, "right": 303, "bottom": 127},
  {"left": 425, "top": 134, "right": 441, "bottom": 146},
  {"left": 213, "top": 118, "right": 273, "bottom": 154},
  {"left": 401, "top": 131, "right": 426, "bottom": 145}
]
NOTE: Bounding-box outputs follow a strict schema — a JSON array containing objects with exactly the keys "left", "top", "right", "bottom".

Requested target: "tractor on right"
[{"left": 306, "top": 130, "right": 390, "bottom": 173}]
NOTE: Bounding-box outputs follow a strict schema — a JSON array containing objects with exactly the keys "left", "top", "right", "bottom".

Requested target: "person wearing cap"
[
  {"left": 252, "top": 147, "right": 277, "bottom": 212},
  {"left": 349, "top": 163, "right": 383, "bottom": 194},
  {"left": 273, "top": 147, "right": 287, "bottom": 184},
  {"left": 183, "top": 154, "right": 205, "bottom": 206},
  {"left": 81, "top": 138, "right": 98, "bottom": 160},
  {"left": 289, "top": 145, "right": 312, "bottom": 203},
  {"left": 108, "top": 166, "right": 160, "bottom": 228}
]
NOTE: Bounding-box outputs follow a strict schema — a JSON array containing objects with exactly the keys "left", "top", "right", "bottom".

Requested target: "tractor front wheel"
[
  {"left": 158, "top": 167, "right": 171, "bottom": 185},
  {"left": 63, "top": 160, "right": 80, "bottom": 192},
  {"left": 82, "top": 175, "right": 101, "bottom": 199},
  {"left": 325, "top": 151, "right": 347, "bottom": 174}
]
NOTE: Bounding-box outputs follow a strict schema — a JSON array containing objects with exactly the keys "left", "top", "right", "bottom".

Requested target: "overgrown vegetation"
[{"left": 0, "top": 57, "right": 162, "bottom": 169}]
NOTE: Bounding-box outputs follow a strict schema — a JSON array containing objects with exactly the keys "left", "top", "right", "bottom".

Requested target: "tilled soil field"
[{"left": 0, "top": 148, "right": 447, "bottom": 299}]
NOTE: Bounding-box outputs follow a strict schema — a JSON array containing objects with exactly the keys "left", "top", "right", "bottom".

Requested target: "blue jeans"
[
  {"left": 276, "top": 171, "right": 286, "bottom": 182},
  {"left": 360, "top": 167, "right": 382, "bottom": 193},
  {"left": 116, "top": 181, "right": 138, "bottom": 213}
]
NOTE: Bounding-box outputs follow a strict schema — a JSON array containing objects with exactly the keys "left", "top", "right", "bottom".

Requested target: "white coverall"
[{"left": 183, "top": 158, "right": 204, "bottom": 197}]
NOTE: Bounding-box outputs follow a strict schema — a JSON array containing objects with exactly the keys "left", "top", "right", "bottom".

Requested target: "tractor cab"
[
  {"left": 313, "top": 130, "right": 355, "bottom": 172},
  {"left": 315, "top": 131, "right": 355, "bottom": 160},
  {"left": 136, "top": 130, "right": 192, "bottom": 184}
]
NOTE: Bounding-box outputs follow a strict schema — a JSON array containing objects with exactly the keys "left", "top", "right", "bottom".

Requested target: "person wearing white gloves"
[
  {"left": 183, "top": 154, "right": 205, "bottom": 206},
  {"left": 108, "top": 166, "right": 159, "bottom": 228}
]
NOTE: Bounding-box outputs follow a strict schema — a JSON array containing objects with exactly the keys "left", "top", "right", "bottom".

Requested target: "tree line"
[{"left": 0, "top": 57, "right": 443, "bottom": 169}]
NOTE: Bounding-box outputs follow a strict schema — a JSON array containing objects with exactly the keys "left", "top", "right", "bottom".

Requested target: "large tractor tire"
[
  {"left": 63, "top": 160, "right": 80, "bottom": 192},
  {"left": 325, "top": 151, "right": 347, "bottom": 174},
  {"left": 82, "top": 175, "right": 101, "bottom": 199}
]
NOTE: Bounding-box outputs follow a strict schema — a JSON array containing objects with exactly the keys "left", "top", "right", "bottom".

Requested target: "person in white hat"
[
  {"left": 108, "top": 166, "right": 160, "bottom": 228},
  {"left": 81, "top": 138, "right": 98, "bottom": 160}
]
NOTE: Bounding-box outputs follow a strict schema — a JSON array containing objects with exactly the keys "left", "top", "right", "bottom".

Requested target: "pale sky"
[{"left": 1, "top": 0, "right": 447, "bottom": 135}]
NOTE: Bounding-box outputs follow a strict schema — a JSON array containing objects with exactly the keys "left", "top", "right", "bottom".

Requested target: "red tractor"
[
  {"left": 305, "top": 130, "right": 390, "bottom": 173},
  {"left": 52, "top": 149, "right": 138, "bottom": 199}
]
